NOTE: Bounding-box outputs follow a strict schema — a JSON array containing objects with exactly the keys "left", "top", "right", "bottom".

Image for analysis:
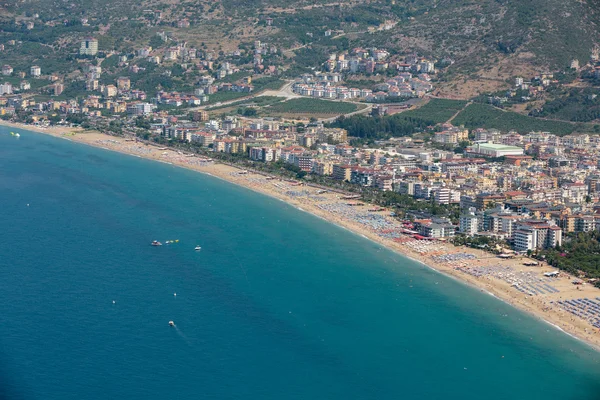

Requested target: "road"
[
  {"left": 447, "top": 101, "right": 472, "bottom": 124},
  {"left": 318, "top": 102, "right": 373, "bottom": 122},
  {"left": 191, "top": 79, "right": 373, "bottom": 122},
  {"left": 258, "top": 80, "right": 300, "bottom": 99},
  {"left": 282, "top": 44, "right": 307, "bottom": 57},
  {"left": 189, "top": 80, "right": 300, "bottom": 112}
]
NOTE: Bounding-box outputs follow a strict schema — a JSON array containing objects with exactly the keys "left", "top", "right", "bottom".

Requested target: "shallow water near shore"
[{"left": 2, "top": 128, "right": 600, "bottom": 400}]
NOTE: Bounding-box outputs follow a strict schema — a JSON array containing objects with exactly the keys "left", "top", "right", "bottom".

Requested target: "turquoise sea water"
[{"left": 1, "top": 128, "right": 600, "bottom": 400}]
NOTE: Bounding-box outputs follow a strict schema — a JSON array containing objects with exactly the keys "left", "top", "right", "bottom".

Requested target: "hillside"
[
  {"left": 4, "top": 0, "right": 600, "bottom": 97},
  {"left": 213, "top": 0, "right": 600, "bottom": 83}
]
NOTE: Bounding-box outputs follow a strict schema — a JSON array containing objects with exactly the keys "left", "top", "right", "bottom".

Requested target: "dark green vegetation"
[
  {"left": 332, "top": 96, "right": 587, "bottom": 141},
  {"left": 267, "top": 98, "right": 358, "bottom": 114},
  {"left": 329, "top": 98, "right": 467, "bottom": 142},
  {"left": 0, "top": 35, "right": 82, "bottom": 75},
  {"left": 453, "top": 103, "right": 579, "bottom": 135},
  {"left": 330, "top": 114, "right": 430, "bottom": 142},
  {"left": 537, "top": 232, "right": 600, "bottom": 288},
  {"left": 0, "top": 76, "right": 51, "bottom": 90},
  {"left": 531, "top": 87, "right": 600, "bottom": 124},
  {"left": 399, "top": 99, "right": 467, "bottom": 124},
  {"left": 252, "top": 77, "right": 285, "bottom": 92}
]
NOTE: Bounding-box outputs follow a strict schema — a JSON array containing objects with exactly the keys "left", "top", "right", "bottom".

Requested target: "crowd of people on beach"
[
  {"left": 553, "top": 298, "right": 600, "bottom": 329},
  {"left": 456, "top": 264, "right": 561, "bottom": 296},
  {"left": 317, "top": 203, "right": 402, "bottom": 236},
  {"left": 401, "top": 240, "right": 446, "bottom": 254},
  {"left": 432, "top": 253, "right": 477, "bottom": 263},
  {"left": 94, "top": 139, "right": 213, "bottom": 167},
  {"left": 285, "top": 190, "right": 328, "bottom": 201}
]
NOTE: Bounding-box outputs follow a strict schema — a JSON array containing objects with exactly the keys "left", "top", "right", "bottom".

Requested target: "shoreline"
[{"left": 5, "top": 121, "right": 600, "bottom": 351}]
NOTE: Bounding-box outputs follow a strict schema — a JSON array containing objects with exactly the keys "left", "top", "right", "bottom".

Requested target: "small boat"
[
  {"left": 194, "top": 245, "right": 202, "bottom": 251},
  {"left": 15, "top": 133, "right": 20, "bottom": 137},
  {"left": 151, "top": 240, "right": 162, "bottom": 246},
  {"left": 169, "top": 321, "right": 175, "bottom": 327}
]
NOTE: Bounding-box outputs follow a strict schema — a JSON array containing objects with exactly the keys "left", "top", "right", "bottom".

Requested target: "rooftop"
[{"left": 476, "top": 143, "right": 523, "bottom": 151}]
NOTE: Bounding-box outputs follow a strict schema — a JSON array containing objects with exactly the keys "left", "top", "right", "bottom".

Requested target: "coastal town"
[
  {"left": 12, "top": 124, "right": 600, "bottom": 349},
  {"left": 8, "top": 1, "right": 600, "bottom": 396},
  {"left": 5, "top": 4, "right": 600, "bottom": 349}
]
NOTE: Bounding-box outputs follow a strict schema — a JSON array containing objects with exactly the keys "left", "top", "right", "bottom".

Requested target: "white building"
[
  {"left": 249, "top": 147, "right": 264, "bottom": 161},
  {"left": 433, "top": 187, "right": 451, "bottom": 204},
  {"left": 514, "top": 229, "right": 534, "bottom": 251},
  {"left": 30, "top": 65, "right": 41, "bottom": 77},
  {"left": 2, "top": 65, "right": 13, "bottom": 76},
  {"left": 191, "top": 132, "right": 214, "bottom": 147},
  {"left": 513, "top": 222, "right": 562, "bottom": 252},
  {"left": 127, "top": 102, "right": 154, "bottom": 115},
  {"left": 80, "top": 37, "right": 99, "bottom": 56},
  {"left": 0, "top": 82, "right": 13, "bottom": 95},
  {"left": 561, "top": 183, "right": 587, "bottom": 203},
  {"left": 459, "top": 214, "right": 479, "bottom": 235},
  {"left": 467, "top": 142, "right": 524, "bottom": 157},
  {"left": 137, "top": 102, "right": 153, "bottom": 115}
]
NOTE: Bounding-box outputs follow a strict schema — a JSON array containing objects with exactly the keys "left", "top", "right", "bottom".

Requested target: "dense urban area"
[{"left": 3, "top": 2, "right": 600, "bottom": 287}]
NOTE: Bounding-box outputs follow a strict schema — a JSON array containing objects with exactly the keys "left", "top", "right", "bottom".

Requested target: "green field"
[
  {"left": 400, "top": 99, "right": 468, "bottom": 124},
  {"left": 267, "top": 98, "right": 359, "bottom": 115},
  {"left": 453, "top": 103, "right": 579, "bottom": 135}
]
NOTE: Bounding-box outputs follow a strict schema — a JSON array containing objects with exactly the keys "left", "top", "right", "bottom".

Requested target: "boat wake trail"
[{"left": 173, "top": 324, "right": 193, "bottom": 346}]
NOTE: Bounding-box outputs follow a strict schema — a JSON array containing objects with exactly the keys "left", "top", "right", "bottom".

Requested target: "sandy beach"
[{"left": 6, "top": 122, "right": 600, "bottom": 350}]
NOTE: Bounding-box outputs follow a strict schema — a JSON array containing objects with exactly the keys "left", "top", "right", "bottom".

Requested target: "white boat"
[
  {"left": 151, "top": 240, "right": 162, "bottom": 246},
  {"left": 15, "top": 133, "right": 20, "bottom": 137},
  {"left": 169, "top": 321, "right": 174, "bottom": 327},
  {"left": 194, "top": 245, "right": 202, "bottom": 251}
]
